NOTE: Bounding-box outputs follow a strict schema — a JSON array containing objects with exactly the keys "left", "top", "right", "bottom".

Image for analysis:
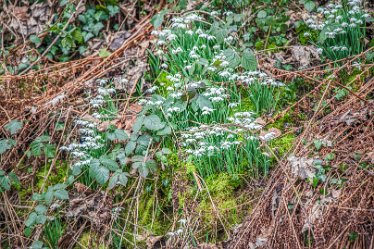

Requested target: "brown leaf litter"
[{"left": 225, "top": 79, "right": 374, "bottom": 249}]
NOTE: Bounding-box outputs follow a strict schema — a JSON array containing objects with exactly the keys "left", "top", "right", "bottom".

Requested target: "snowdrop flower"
[
  {"left": 202, "top": 106, "right": 214, "bottom": 115},
  {"left": 228, "top": 102, "right": 239, "bottom": 108},
  {"left": 157, "top": 40, "right": 166, "bottom": 46},
  {"left": 166, "top": 34, "right": 177, "bottom": 41}
]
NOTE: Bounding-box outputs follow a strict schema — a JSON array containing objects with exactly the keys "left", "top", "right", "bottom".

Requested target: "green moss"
[
  {"left": 35, "top": 161, "right": 68, "bottom": 190},
  {"left": 195, "top": 173, "right": 246, "bottom": 241},
  {"left": 74, "top": 232, "right": 107, "bottom": 249},
  {"left": 270, "top": 133, "right": 296, "bottom": 157}
]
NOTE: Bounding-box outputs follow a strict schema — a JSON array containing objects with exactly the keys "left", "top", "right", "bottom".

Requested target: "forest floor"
[{"left": 0, "top": 0, "right": 373, "bottom": 248}]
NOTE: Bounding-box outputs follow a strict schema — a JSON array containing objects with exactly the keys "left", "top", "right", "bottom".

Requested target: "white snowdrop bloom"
[
  {"left": 176, "top": 228, "right": 184, "bottom": 235},
  {"left": 362, "top": 13, "right": 370, "bottom": 19},
  {"left": 326, "top": 32, "right": 336, "bottom": 38},
  {"left": 211, "top": 11, "right": 219, "bottom": 16},
  {"left": 348, "top": 10, "right": 355, "bottom": 15},
  {"left": 157, "top": 40, "right": 166, "bottom": 46},
  {"left": 202, "top": 106, "right": 214, "bottom": 115},
  {"left": 166, "top": 34, "right": 177, "bottom": 41},
  {"left": 220, "top": 60, "right": 230, "bottom": 67},
  {"left": 199, "top": 33, "right": 208, "bottom": 38},
  {"left": 151, "top": 30, "right": 159, "bottom": 36},
  {"left": 340, "top": 46, "right": 348, "bottom": 51},
  {"left": 352, "top": 62, "right": 361, "bottom": 70},
  {"left": 172, "top": 47, "right": 183, "bottom": 54},
  {"left": 155, "top": 49, "right": 164, "bottom": 56},
  {"left": 186, "top": 138, "right": 197, "bottom": 144},
  {"left": 170, "top": 92, "right": 183, "bottom": 99},
  {"left": 335, "top": 4, "right": 342, "bottom": 9},
  {"left": 349, "top": 23, "right": 357, "bottom": 28},
  {"left": 207, "top": 35, "right": 216, "bottom": 41},
  {"left": 59, "top": 146, "right": 69, "bottom": 151},
  {"left": 341, "top": 22, "right": 348, "bottom": 28},
  {"left": 196, "top": 28, "right": 203, "bottom": 34},
  {"left": 146, "top": 86, "right": 159, "bottom": 94},
  {"left": 327, "top": 14, "right": 335, "bottom": 19},
  {"left": 259, "top": 132, "right": 276, "bottom": 141},
  {"left": 306, "top": 18, "right": 314, "bottom": 25},
  {"left": 218, "top": 70, "right": 231, "bottom": 78},
  {"left": 186, "top": 30, "right": 194, "bottom": 35},
  {"left": 166, "top": 86, "right": 174, "bottom": 91},
  {"left": 207, "top": 66, "right": 217, "bottom": 72},
  {"left": 161, "top": 63, "right": 168, "bottom": 69},
  {"left": 213, "top": 45, "right": 220, "bottom": 50},
  {"left": 185, "top": 65, "right": 192, "bottom": 70},
  {"left": 303, "top": 32, "right": 311, "bottom": 37},
  {"left": 221, "top": 141, "right": 232, "bottom": 149},
  {"left": 335, "top": 15, "right": 343, "bottom": 22},
  {"left": 138, "top": 99, "right": 148, "bottom": 105},
  {"left": 355, "top": 19, "right": 363, "bottom": 25},
  {"left": 327, "top": 3, "right": 334, "bottom": 8},
  {"left": 317, "top": 7, "right": 324, "bottom": 13},
  {"left": 228, "top": 102, "right": 239, "bottom": 108},
  {"left": 224, "top": 36, "right": 234, "bottom": 43},
  {"left": 189, "top": 50, "right": 200, "bottom": 59}
]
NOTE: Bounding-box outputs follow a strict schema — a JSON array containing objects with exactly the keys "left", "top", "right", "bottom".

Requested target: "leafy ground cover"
[{"left": 0, "top": 0, "right": 373, "bottom": 248}]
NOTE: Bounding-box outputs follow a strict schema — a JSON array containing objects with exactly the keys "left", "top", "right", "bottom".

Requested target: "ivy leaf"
[
  {"left": 92, "top": 22, "right": 104, "bottom": 36},
  {"left": 257, "top": 10, "right": 267, "bottom": 19},
  {"left": 30, "top": 35, "right": 41, "bottom": 47},
  {"left": 0, "top": 174, "right": 10, "bottom": 191},
  {"left": 4, "top": 120, "right": 23, "bottom": 135},
  {"left": 151, "top": 9, "right": 169, "bottom": 28},
  {"left": 107, "top": 5, "right": 119, "bottom": 17},
  {"left": 54, "top": 189, "right": 69, "bottom": 200},
  {"left": 25, "top": 212, "right": 37, "bottom": 227},
  {"left": 313, "top": 139, "right": 323, "bottom": 151},
  {"left": 241, "top": 49, "right": 257, "bottom": 71},
  {"left": 143, "top": 114, "right": 165, "bottom": 131}
]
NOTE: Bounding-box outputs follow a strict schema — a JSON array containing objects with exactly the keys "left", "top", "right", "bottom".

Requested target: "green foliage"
[
  {"left": 29, "top": 135, "right": 56, "bottom": 158},
  {"left": 0, "top": 139, "right": 16, "bottom": 154},
  {"left": 248, "top": 82, "right": 279, "bottom": 114},
  {"left": 151, "top": 9, "right": 169, "bottom": 28},
  {"left": 305, "top": 2, "right": 370, "bottom": 61},
  {"left": 43, "top": 218, "right": 65, "bottom": 249},
  {"left": 4, "top": 120, "right": 23, "bottom": 135}
]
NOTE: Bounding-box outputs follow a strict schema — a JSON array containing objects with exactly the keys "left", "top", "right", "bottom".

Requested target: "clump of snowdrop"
[
  {"left": 60, "top": 118, "right": 103, "bottom": 175},
  {"left": 306, "top": 0, "right": 370, "bottom": 60}
]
